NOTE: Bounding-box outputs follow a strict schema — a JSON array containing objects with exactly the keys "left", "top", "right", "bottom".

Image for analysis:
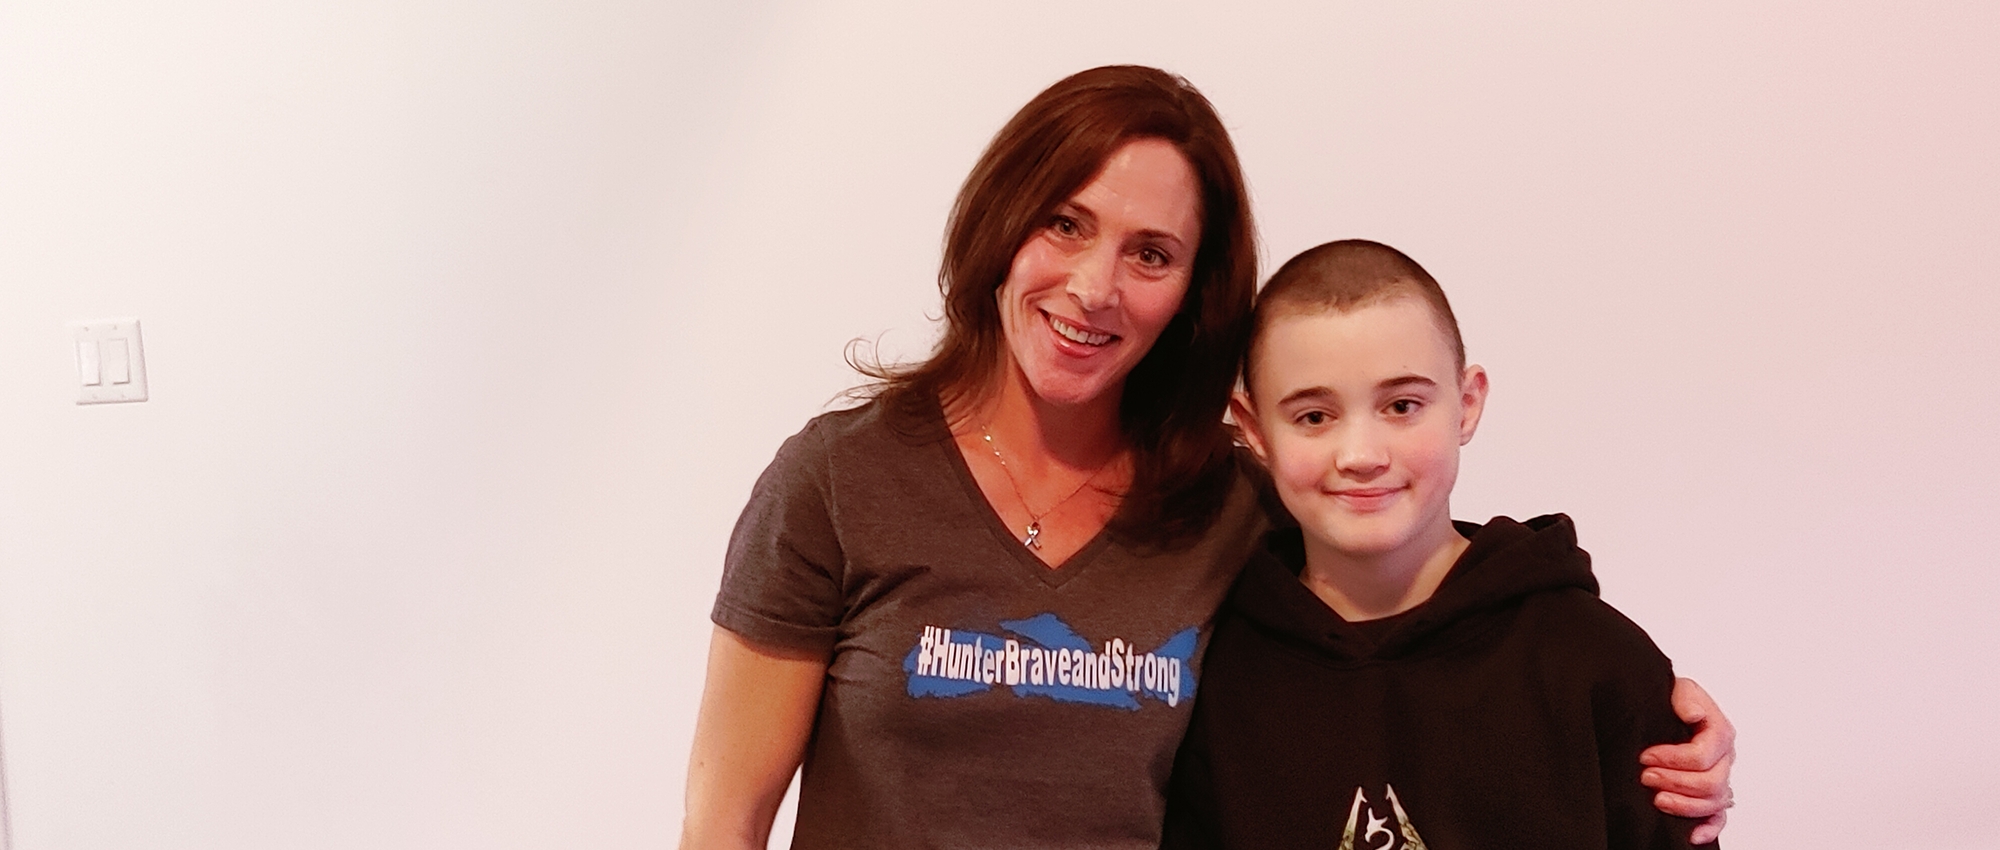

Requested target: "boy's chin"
[
  {"left": 1304, "top": 524, "right": 1416, "bottom": 556},
  {"left": 1304, "top": 524, "right": 1416, "bottom": 559}
]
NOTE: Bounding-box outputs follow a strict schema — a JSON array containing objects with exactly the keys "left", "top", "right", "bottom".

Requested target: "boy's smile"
[{"left": 1235, "top": 297, "right": 1487, "bottom": 574}]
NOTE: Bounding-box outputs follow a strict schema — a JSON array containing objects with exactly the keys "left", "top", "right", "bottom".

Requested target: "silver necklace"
[{"left": 979, "top": 424, "right": 1111, "bottom": 550}]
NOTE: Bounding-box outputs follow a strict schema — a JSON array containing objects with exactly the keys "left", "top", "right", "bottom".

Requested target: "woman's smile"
[
  {"left": 1045, "top": 312, "right": 1116, "bottom": 348},
  {"left": 995, "top": 137, "right": 1201, "bottom": 409}
]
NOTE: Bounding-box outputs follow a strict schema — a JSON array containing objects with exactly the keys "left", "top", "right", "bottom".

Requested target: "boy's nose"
[{"left": 1334, "top": 431, "right": 1390, "bottom": 479}]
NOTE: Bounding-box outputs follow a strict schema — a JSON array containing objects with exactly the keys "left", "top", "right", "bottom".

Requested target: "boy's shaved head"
[{"left": 1247, "top": 239, "right": 1465, "bottom": 392}]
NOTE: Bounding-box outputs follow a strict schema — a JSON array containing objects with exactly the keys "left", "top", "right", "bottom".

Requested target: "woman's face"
[{"left": 996, "top": 138, "right": 1203, "bottom": 410}]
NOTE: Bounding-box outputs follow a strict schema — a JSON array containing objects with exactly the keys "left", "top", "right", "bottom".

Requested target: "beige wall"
[{"left": 2, "top": 1, "right": 1995, "bottom": 847}]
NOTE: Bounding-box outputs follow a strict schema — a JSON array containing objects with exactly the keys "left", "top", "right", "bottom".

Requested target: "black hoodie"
[{"left": 1162, "top": 515, "right": 1706, "bottom": 850}]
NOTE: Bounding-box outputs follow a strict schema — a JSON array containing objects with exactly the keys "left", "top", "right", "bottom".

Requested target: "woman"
[{"left": 682, "top": 65, "right": 1734, "bottom": 850}]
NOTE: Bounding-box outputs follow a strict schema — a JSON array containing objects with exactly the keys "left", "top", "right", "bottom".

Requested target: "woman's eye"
[
  {"left": 1138, "top": 247, "right": 1169, "bottom": 267},
  {"left": 1051, "top": 216, "right": 1080, "bottom": 237}
]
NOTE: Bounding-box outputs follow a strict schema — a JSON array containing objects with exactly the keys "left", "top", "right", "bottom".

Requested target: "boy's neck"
[{"left": 1297, "top": 519, "right": 1471, "bottom": 622}]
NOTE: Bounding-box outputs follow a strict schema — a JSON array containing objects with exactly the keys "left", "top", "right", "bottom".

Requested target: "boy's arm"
[
  {"left": 1642, "top": 679, "right": 1736, "bottom": 843},
  {"left": 1596, "top": 652, "right": 1713, "bottom": 848},
  {"left": 1160, "top": 708, "right": 1225, "bottom": 850}
]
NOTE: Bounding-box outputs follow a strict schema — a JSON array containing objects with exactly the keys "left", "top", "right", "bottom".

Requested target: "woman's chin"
[
  {"left": 1002, "top": 335, "right": 1141, "bottom": 412},
  {"left": 1022, "top": 372, "right": 1126, "bottom": 411}
]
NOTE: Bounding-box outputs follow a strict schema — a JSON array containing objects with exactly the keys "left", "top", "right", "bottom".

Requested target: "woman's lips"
[{"left": 1045, "top": 312, "right": 1116, "bottom": 348}]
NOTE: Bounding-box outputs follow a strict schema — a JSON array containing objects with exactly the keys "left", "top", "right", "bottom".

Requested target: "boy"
[{"left": 1161, "top": 240, "right": 1707, "bottom": 849}]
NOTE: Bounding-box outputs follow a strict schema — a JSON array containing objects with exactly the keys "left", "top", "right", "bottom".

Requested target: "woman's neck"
[
  {"left": 952, "top": 364, "right": 1127, "bottom": 472},
  {"left": 941, "top": 360, "right": 1133, "bottom": 568}
]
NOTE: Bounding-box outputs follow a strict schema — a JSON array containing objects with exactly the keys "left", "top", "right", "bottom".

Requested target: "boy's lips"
[{"left": 1331, "top": 486, "right": 1403, "bottom": 510}]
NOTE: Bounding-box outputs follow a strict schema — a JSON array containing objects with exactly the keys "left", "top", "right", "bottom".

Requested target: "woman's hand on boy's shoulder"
[{"left": 1640, "top": 677, "right": 1736, "bottom": 844}]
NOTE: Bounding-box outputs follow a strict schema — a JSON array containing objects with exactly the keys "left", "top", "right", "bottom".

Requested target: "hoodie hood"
[{"left": 1229, "top": 514, "right": 1598, "bottom": 664}]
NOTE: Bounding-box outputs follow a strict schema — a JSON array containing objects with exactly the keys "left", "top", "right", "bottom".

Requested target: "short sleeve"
[{"left": 710, "top": 418, "right": 849, "bottom": 654}]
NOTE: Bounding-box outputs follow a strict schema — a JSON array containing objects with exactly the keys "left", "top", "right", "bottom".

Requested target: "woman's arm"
[
  {"left": 1640, "top": 678, "right": 1737, "bottom": 844},
  {"left": 680, "top": 626, "right": 829, "bottom": 850}
]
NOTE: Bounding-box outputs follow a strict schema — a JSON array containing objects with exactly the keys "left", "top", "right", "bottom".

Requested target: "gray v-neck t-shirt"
[{"left": 713, "top": 398, "right": 1270, "bottom": 849}]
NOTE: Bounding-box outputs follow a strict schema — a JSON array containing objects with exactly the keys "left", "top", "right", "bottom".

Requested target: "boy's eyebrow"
[
  {"left": 1379, "top": 375, "right": 1438, "bottom": 391},
  {"left": 1276, "top": 386, "right": 1335, "bottom": 406},
  {"left": 1273, "top": 375, "right": 1441, "bottom": 406}
]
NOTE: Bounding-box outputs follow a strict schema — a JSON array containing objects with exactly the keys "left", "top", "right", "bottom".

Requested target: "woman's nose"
[{"left": 1064, "top": 244, "right": 1120, "bottom": 312}]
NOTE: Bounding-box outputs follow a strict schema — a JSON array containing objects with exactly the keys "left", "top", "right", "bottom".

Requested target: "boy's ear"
[
  {"left": 1228, "top": 390, "right": 1273, "bottom": 467},
  {"left": 1457, "top": 364, "right": 1489, "bottom": 446}
]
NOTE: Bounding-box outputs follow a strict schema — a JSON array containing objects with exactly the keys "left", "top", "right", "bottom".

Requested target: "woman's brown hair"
[{"left": 859, "top": 65, "right": 1258, "bottom": 542}]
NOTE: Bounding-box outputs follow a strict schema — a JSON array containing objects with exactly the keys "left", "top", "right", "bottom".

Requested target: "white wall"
[{"left": 1, "top": 1, "right": 1994, "bottom": 847}]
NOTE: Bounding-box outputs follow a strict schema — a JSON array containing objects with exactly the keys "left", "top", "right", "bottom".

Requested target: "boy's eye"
[
  {"left": 1386, "top": 399, "right": 1421, "bottom": 416},
  {"left": 1297, "top": 410, "right": 1331, "bottom": 426}
]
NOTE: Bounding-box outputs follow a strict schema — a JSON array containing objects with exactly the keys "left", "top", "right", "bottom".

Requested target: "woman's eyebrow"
[
  {"left": 1131, "top": 227, "right": 1189, "bottom": 248},
  {"left": 1055, "top": 199, "right": 1096, "bottom": 222},
  {"left": 1062, "top": 199, "right": 1190, "bottom": 248}
]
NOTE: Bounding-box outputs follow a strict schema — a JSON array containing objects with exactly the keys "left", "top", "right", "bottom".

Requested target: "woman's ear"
[
  {"left": 1228, "top": 390, "right": 1273, "bottom": 467},
  {"left": 1457, "top": 364, "right": 1489, "bottom": 446}
]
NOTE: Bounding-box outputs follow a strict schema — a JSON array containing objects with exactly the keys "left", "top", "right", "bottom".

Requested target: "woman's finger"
[
  {"left": 1689, "top": 809, "right": 1727, "bottom": 845},
  {"left": 1650, "top": 785, "right": 1734, "bottom": 819},
  {"left": 1642, "top": 751, "right": 1734, "bottom": 800},
  {"left": 1642, "top": 678, "right": 1736, "bottom": 770}
]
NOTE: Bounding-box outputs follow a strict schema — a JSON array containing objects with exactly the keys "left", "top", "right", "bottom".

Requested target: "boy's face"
[{"left": 1234, "top": 297, "right": 1488, "bottom": 560}]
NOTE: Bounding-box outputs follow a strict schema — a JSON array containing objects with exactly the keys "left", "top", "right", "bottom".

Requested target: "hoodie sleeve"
[
  {"left": 1588, "top": 604, "right": 1711, "bottom": 849},
  {"left": 1160, "top": 700, "right": 1225, "bottom": 850}
]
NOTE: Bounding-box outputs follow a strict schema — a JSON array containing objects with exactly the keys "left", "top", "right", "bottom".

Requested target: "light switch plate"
[{"left": 71, "top": 318, "right": 148, "bottom": 404}]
